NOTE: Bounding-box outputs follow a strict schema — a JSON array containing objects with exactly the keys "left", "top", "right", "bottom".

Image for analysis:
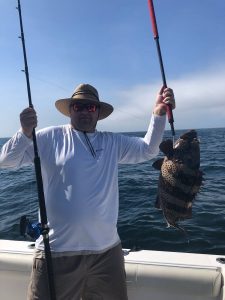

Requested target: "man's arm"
[
  {"left": 143, "top": 87, "right": 175, "bottom": 152},
  {"left": 117, "top": 87, "right": 175, "bottom": 164},
  {"left": 0, "top": 107, "right": 37, "bottom": 169},
  {"left": 0, "top": 131, "right": 34, "bottom": 168}
]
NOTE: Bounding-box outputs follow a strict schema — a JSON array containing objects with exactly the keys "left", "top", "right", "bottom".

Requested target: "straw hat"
[{"left": 55, "top": 83, "right": 114, "bottom": 120}]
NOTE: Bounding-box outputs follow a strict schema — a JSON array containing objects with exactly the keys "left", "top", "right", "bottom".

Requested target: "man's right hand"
[{"left": 20, "top": 107, "right": 37, "bottom": 138}]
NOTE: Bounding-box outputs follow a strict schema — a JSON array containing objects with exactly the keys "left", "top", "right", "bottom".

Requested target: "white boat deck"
[{"left": 0, "top": 239, "right": 225, "bottom": 300}]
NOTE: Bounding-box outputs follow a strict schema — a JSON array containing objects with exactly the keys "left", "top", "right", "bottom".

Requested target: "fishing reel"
[{"left": 20, "top": 215, "right": 41, "bottom": 240}]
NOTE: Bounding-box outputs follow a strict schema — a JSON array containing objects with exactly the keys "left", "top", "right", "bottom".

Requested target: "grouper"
[{"left": 152, "top": 130, "right": 203, "bottom": 232}]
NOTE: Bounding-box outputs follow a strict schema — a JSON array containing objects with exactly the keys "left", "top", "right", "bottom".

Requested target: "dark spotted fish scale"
[{"left": 152, "top": 130, "right": 203, "bottom": 231}]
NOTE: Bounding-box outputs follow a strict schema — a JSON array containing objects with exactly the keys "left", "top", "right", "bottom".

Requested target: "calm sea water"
[{"left": 0, "top": 128, "right": 225, "bottom": 255}]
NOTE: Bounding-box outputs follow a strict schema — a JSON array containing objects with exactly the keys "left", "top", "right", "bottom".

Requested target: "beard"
[{"left": 71, "top": 115, "right": 98, "bottom": 132}]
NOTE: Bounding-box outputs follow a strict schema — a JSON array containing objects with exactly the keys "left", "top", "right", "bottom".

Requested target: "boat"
[{"left": 0, "top": 239, "right": 224, "bottom": 299}]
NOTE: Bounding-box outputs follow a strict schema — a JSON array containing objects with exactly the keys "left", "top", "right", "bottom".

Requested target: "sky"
[{"left": 0, "top": 0, "right": 225, "bottom": 137}]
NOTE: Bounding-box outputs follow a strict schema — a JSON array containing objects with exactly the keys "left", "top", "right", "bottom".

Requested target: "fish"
[{"left": 152, "top": 130, "right": 203, "bottom": 233}]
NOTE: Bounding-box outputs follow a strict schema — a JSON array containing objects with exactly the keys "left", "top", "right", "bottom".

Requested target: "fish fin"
[
  {"left": 159, "top": 139, "right": 174, "bottom": 156},
  {"left": 195, "top": 170, "right": 204, "bottom": 186},
  {"left": 155, "top": 195, "right": 161, "bottom": 209},
  {"left": 152, "top": 158, "right": 164, "bottom": 170}
]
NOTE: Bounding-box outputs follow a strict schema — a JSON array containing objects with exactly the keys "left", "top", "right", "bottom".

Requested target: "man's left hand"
[{"left": 153, "top": 87, "right": 176, "bottom": 116}]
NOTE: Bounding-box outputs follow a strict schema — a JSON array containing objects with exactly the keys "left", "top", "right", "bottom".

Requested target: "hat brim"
[{"left": 55, "top": 98, "right": 114, "bottom": 120}]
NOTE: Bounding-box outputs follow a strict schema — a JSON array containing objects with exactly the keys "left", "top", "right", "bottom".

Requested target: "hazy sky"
[{"left": 0, "top": 0, "right": 225, "bottom": 137}]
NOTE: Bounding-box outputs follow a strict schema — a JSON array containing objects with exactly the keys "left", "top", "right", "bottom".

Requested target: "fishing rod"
[
  {"left": 16, "top": 1, "right": 56, "bottom": 299},
  {"left": 147, "top": 0, "right": 175, "bottom": 141}
]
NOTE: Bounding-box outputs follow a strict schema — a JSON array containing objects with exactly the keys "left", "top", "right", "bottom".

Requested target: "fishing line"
[
  {"left": 30, "top": 76, "right": 156, "bottom": 124},
  {"left": 16, "top": 1, "right": 56, "bottom": 299},
  {"left": 30, "top": 75, "right": 70, "bottom": 92},
  {"left": 147, "top": 0, "right": 175, "bottom": 144}
]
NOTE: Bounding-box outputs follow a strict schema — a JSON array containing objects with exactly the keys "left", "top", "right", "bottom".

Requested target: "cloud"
[
  {"left": 1, "top": 65, "right": 225, "bottom": 137},
  {"left": 99, "top": 66, "right": 225, "bottom": 132}
]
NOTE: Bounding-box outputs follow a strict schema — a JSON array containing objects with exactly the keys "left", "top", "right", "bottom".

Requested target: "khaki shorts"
[{"left": 27, "top": 243, "right": 128, "bottom": 300}]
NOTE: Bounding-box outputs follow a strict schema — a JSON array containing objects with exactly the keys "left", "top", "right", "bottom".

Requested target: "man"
[{"left": 0, "top": 83, "right": 175, "bottom": 300}]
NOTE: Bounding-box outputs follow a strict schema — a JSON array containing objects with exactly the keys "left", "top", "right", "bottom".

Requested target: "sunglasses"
[{"left": 71, "top": 103, "right": 99, "bottom": 113}]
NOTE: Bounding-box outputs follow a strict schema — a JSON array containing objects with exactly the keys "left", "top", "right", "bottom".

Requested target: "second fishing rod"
[
  {"left": 148, "top": 0, "right": 175, "bottom": 142},
  {"left": 16, "top": 0, "right": 56, "bottom": 299}
]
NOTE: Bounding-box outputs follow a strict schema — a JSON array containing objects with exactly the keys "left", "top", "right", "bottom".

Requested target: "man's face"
[{"left": 69, "top": 102, "right": 99, "bottom": 132}]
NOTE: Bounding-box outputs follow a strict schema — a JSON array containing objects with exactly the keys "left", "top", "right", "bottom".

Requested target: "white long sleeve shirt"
[{"left": 0, "top": 114, "right": 166, "bottom": 253}]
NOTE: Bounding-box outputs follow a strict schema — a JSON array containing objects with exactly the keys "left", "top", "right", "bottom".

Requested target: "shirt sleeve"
[
  {"left": 117, "top": 114, "right": 166, "bottom": 164},
  {"left": 0, "top": 129, "right": 34, "bottom": 169}
]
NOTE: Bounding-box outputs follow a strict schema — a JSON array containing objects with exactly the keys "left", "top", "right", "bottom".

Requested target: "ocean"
[{"left": 0, "top": 128, "right": 225, "bottom": 255}]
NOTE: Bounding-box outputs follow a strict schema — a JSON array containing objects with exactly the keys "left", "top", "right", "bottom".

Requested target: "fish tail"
[
  {"left": 174, "top": 224, "right": 190, "bottom": 244},
  {"left": 163, "top": 212, "right": 190, "bottom": 243}
]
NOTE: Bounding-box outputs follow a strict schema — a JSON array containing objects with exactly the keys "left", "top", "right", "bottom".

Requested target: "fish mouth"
[{"left": 180, "top": 130, "right": 197, "bottom": 140}]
